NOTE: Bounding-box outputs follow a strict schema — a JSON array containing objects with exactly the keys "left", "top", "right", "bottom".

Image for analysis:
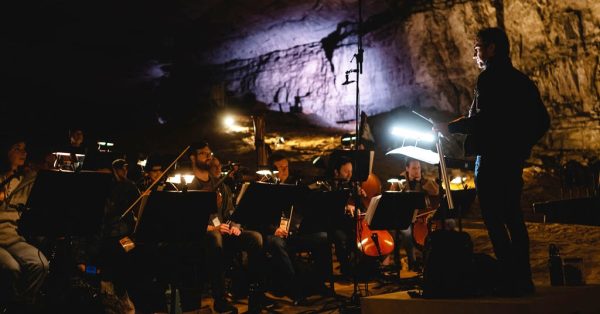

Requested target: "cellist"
[{"left": 388, "top": 157, "right": 440, "bottom": 272}]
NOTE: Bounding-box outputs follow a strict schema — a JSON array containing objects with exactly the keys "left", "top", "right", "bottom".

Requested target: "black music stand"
[
  {"left": 366, "top": 191, "right": 426, "bottom": 231},
  {"left": 365, "top": 191, "right": 426, "bottom": 289},
  {"left": 23, "top": 170, "right": 113, "bottom": 237},
  {"left": 232, "top": 182, "right": 300, "bottom": 231},
  {"left": 134, "top": 190, "right": 215, "bottom": 314},
  {"left": 135, "top": 190, "right": 215, "bottom": 243},
  {"left": 435, "top": 188, "right": 477, "bottom": 219},
  {"left": 299, "top": 189, "right": 350, "bottom": 234}
]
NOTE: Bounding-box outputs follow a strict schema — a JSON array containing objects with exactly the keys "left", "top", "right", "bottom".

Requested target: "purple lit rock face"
[
  {"left": 200, "top": 0, "right": 599, "bottom": 156},
  {"left": 5, "top": 0, "right": 597, "bottom": 158}
]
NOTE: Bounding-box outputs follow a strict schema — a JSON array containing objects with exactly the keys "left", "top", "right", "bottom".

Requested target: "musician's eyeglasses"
[{"left": 197, "top": 151, "right": 214, "bottom": 157}]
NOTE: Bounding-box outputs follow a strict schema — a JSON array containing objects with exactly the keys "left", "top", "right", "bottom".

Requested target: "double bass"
[{"left": 355, "top": 173, "right": 395, "bottom": 258}]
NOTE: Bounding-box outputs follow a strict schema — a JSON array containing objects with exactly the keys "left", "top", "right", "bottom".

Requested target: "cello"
[{"left": 355, "top": 173, "right": 395, "bottom": 258}]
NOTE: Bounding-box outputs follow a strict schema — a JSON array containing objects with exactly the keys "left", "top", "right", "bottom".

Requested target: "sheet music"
[
  {"left": 365, "top": 194, "right": 382, "bottom": 226},
  {"left": 236, "top": 182, "right": 250, "bottom": 206}
]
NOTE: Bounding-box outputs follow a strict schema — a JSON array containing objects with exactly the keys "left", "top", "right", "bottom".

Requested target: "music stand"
[
  {"left": 134, "top": 190, "right": 215, "bottom": 314},
  {"left": 23, "top": 170, "right": 113, "bottom": 237},
  {"left": 232, "top": 182, "right": 300, "bottom": 231},
  {"left": 135, "top": 190, "right": 215, "bottom": 244},
  {"left": 366, "top": 191, "right": 426, "bottom": 231},
  {"left": 298, "top": 189, "right": 350, "bottom": 234}
]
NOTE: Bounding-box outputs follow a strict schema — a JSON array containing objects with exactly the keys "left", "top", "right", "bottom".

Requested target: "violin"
[{"left": 355, "top": 173, "right": 395, "bottom": 258}]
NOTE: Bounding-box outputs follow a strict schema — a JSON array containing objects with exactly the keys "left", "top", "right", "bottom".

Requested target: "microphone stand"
[{"left": 340, "top": 0, "right": 365, "bottom": 310}]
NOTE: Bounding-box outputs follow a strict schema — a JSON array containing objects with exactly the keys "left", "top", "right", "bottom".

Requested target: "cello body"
[{"left": 355, "top": 174, "right": 395, "bottom": 257}]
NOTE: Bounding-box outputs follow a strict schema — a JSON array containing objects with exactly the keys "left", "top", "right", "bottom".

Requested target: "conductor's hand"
[
  {"left": 230, "top": 226, "right": 241, "bottom": 236},
  {"left": 275, "top": 227, "right": 288, "bottom": 238},
  {"left": 218, "top": 223, "right": 230, "bottom": 235}
]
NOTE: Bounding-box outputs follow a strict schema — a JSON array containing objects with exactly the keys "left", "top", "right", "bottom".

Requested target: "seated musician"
[
  {"left": 388, "top": 157, "right": 439, "bottom": 271},
  {"left": 327, "top": 156, "right": 366, "bottom": 277},
  {"left": 70, "top": 156, "right": 139, "bottom": 312},
  {"left": 188, "top": 141, "right": 272, "bottom": 314},
  {"left": 0, "top": 135, "right": 48, "bottom": 312},
  {"left": 262, "top": 153, "right": 331, "bottom": 304}
]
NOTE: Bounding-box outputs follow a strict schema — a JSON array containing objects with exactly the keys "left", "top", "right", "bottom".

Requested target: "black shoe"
[{"left": 214, "top": 298, "right": 238, "bottom": 314}]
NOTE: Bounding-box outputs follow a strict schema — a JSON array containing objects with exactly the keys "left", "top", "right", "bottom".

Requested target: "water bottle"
[{"left": 548, "top": 244, "right": 564, "bottom": 286}]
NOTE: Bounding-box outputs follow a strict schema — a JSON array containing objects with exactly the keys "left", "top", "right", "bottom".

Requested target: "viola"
[{"left": 355, "top": 173, "right": 395, "bottom": 258}]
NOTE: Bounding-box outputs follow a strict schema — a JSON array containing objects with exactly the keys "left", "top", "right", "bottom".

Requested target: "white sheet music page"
[
  {"left": 365, "top": 194, "right": 382, "bottom": 226},
  {"left": 235, "top": 182, "right": 250, "bottom": 206}
]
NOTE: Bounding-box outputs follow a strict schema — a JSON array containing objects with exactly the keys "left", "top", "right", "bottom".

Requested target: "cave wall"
[{"left": 204, "top": 0, "right": 599, "bottom": 157}]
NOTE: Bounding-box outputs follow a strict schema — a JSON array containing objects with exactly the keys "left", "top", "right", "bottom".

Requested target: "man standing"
[{"left": 434, "top": 27, "right": 549, "bottom": 296}]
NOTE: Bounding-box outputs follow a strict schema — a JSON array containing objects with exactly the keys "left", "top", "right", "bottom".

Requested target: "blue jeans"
[{"left": 0, "top": 241, "right": 48, "bottom": 304}]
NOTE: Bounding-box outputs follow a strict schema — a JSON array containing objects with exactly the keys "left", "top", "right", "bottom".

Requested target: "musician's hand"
[
  {"left": 230, "top": 226, "right": 241, "bottom": 236},
  {"left": 275, "top": 227, "right": 288, "bottom": 238},
  {"left": 218, "top": 223, "right": 230, "bottom": 235},
  {"left": 432, "top": 122, "right": 450, "bottom": 138},
  {"left": 345, "top": 204, "right": 356, "bottom": 217},
  {"left": 358, "top": 187, "right": 367, "bottom": 198}
]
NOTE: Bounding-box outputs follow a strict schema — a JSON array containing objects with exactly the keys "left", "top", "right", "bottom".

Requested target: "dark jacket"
[{"left": 448, "top": 57, "right": 550, "bottom": 161}]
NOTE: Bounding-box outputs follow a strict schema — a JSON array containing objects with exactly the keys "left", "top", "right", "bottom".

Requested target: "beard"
[{"left": 195, "top": 159, "right": 211, "bottom": 171}]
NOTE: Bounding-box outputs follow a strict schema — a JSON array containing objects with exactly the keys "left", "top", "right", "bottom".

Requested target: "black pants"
[
  {"left": 127, "top": 242, "right": 205, "bottom": 313},
  {"left": 475, "top": 156, "right": 532, "bottom": 288},
  {"left": 205, "top": 229, "right": 264, "bottom": 299},
  {"left": 265, "top": 232, "right": 330, "bottom": 296}
]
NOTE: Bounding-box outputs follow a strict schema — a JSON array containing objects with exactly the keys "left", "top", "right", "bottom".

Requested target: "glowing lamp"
[{"left": 386, "top": 146, "right": 440, "bottom": 165}]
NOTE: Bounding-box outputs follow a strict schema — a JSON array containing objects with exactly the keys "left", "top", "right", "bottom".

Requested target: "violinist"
[
  {"left": 189, "top": 142, "right": 271, "bottom": 314},
  {"left": 0, "top": 135, "right": 48, "bottom": 312},
  {"left": 389, "top": 157, "right": 439, "bottom": 272},
  {"left": 262, "top": 153, "right": 330, "bottom": 304}
]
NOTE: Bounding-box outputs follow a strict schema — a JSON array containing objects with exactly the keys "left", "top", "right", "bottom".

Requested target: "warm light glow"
[
  {"left": 256, "top": 170, "right": 273, "bottom": 176},
  {"left": 387, "top": 178, "right": 406, "bottom": 184},
  {"left": 224, "top": 116, "right": 235, "bottom": 128},
  {"left": 386, "top": 146, "right": 440, "bottom": 164},
  {"left": 167, "top": 173, "right": 195, "bottom": 185},
  {"left": 222, "top": 114, "right": 250, "bottom": 133},
  {"left": 390, "top": 127, "right": 434, "bottom": 142},
  {"left": 167, "top": 174, "right": 181, "bottom": 184},
  {"left": 450, "top": 176, "right": 466, "bottom": 184},
  {"left": 54, "top": 152, "right": 85, "bottom": 158},
  {"left": 183, "top": 175, "right": 195, "bottom": 184},
  {"left": 137, "top": 159, "right": 147, "bottom": 167}
]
